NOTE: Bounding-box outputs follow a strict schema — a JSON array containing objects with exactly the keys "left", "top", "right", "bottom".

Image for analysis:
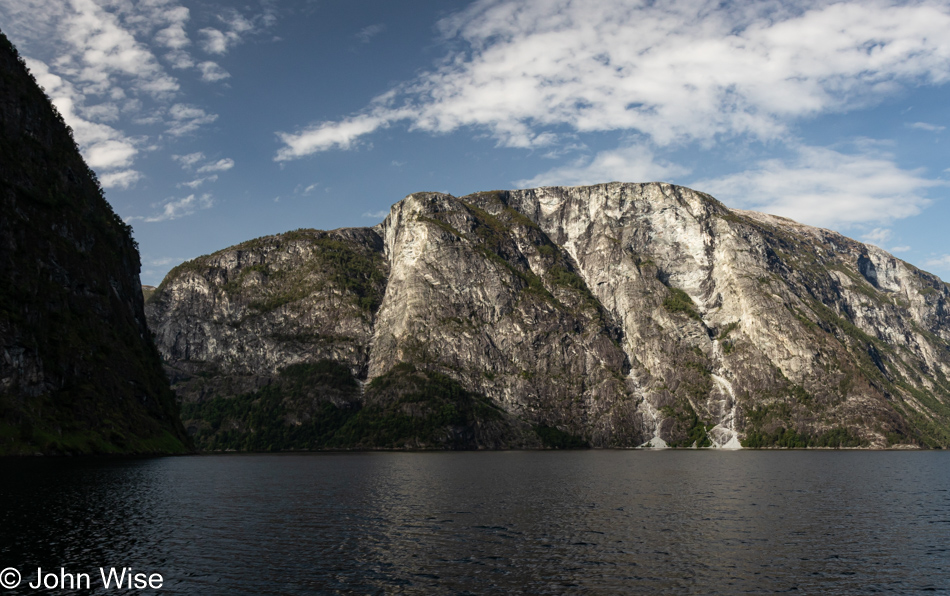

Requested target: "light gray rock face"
[
  {"left": 146, "top": 228, "right": 387, "bottom": 403},
  {"left": 502, "top": 184, "right": 950, "bottom": 447},
  {"left": 147, "top": 183, "right": 950, "bottom": 448},
  {"left": 370, "top": 192, "right": 639, "bottom": 444}
]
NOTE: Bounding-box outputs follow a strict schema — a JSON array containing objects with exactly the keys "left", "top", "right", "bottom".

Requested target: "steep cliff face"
[
  {"left": 148, "top": 183, "right": 950, "bottom": 450},
  {"left": 145, "top": 226, "right": 537, "bottom": 449},
  {"left": 502, "top": 184, "right": 950, "bottom": 448},
  {"left": 370, "top": 192, "right": 637, "bottom": 445},
  {"left": 0, "top": 32, "right": 190, "bottom": 455},
  {"left": 147, "top": 227, "right": 388, "bottom": 399}
]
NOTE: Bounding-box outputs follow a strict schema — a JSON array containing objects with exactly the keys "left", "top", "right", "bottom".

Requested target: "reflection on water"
[{"left": 2, "top": 452, "right": 949, "bottom": 594}]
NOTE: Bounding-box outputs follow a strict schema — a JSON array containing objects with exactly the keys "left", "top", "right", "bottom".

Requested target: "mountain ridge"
[{"left": 146, "top": 182, "right": 950, "bottom": 450}]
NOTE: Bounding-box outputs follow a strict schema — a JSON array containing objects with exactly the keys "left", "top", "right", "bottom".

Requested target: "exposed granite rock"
[
  {"left": 148, "top": 183, "right": 950, "bottom": 450},
  {"left": 147, "top": 227, "right": 388, "bottom": 401},
  {"left": 0, "top": 32, "right": 190, "bottom": 455}
]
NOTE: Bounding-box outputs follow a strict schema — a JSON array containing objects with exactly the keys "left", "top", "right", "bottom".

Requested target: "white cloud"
[
  {"left": 197, "top": 61, "right": 230, "bottom": 82},
  {"left": 276, "top": 114, "right": 389, "bottom": 160},
  {"left": 862, "top": 228, "right": 893, "bottom": 246},
  {"left": 172, "top": 152, "right": 205, "bottom": 168},
  {"left": 51, "top": 0, "right": 179, "bottom": 99},
  {"left": 925, "top": 255, "right": 950, "bottom": 270},
  {"left": 222, "top": 11, "right": 255, "bottom": 35},
  {"left": 178, "top": 175, "right": 218, "bottom": 188},
  {"left": 173, "top": 154, "right": 230, "bottom": 178},
  {"left": 84, "top": 138, "right": 138, "bottom": 169},
  {"left": 100, "top": 169, "right": 143, "bottom": 189},
  {"left": 276, "top": 0, "right": 950, "bottom": 160},
  {"left": 155, "top": 23, "right": 190, "bottom": 50},
  {"left": 164, "top": 49, "right": 194, "bottom": 70},
  {"left": 363, "top": 209, "right": 389, "bottom": 218},
  {"left": 908, "top": 122, "right": 946, "bottom": 132},
  {"left": 0, "top": 0, "right": 234, "bottom": 184},
  {"left": 129, "top": 193, "right": 214, "bottom": 223},
  {"left": 140, "top": 254, "right": 187, "bottom": 284},
  {"left": 518, "top": 144, "right": 690, "bottom": 188},
  {"left": 199, "top": 28, "right": 231, "bottom": 54},
  {"left": 293, "top": 182, "right": 319, "bottom": 195},
  {"left": 151, "top": 2, "right": 191, "bottom": 52},
  {"left": 890, "top": 245, "right": 911, "bottom": 253},
  {"left": 81, "top": 102, "right": 120, "bottom": 122},
  {"left": 198, "top": 9, "right": 265, "bottom": 55},
  {"left": 196, "top": 158, "right": 234, "bottom": 173},
  {"left": 167, "top": 104, "right": 218, "bottom": 136},
  {"left": 694, "top": 145, "right": 944, "bottom": 228},
  {"left": 27, "top": 64, "right": 143, "bottom": 175},
  {"left": 356, "top": 24, "right": 386, "bottom": 44},
  {"left": 145, "top": 256, "right": 183, "bottom": 267}
]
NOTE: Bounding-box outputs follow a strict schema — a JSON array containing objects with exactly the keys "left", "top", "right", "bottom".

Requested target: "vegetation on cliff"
[
  {"left": 181, "top": 361, "right": 533, "bottom": 450},
  {"left": 147, "top": 181, "right": 950, "bottom": 451}
]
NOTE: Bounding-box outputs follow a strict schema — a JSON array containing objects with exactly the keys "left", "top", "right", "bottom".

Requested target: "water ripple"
[{"left": 1, "top": 452, "right": 949, "bottom": 594}]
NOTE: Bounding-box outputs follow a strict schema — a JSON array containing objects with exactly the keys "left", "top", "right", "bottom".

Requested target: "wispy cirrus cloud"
[
  {"left": 172, "top": 151, "right": 234, "bottom": 189},
  {"left": 197, "top": 158, "right": 234, "bottom": 173},
  {"left": 127, "top": 193, "right": 214, "bottom": 223},
  {"left": 276, "top": 114, "right": 390, "bottom": 159},
  {"left": 356, "top": 23, "right": 386, "bottom": 44},
  {"left": 908, "top": 122, "right": 946, "bottom": 133},
  {"left": 178, "top": 175, "right": 218, "bottom": 189},
  {"left": 99, "top": 169, "right": 144, "bottom": 190},
  {"left": 861, "top": 228, "right": 893, "bottom": 246},
  {"left": 518, "top": 144, "right": 690, "bottom": 188},
  {"left": 924, "top": 255, "right": 950, "bottom": 279},
  {"left": 171, "top": 153, "right": 231, "bottom": 187},
  {"left": 199, "top": 8, "right": 272, "bottom": 55},
  {"left": 276, "top": 0, "right": 950, "bottom": 160},
  {"left": 693, "top": 145, "right": 943, "bottom": 228},
  {"left": 196, "top": 61, "right": 230, "bottom": 82},
  {"left": 172, "top": 152, "right": 205, "bottom": 169},
  {"left": 166, "top": 104, "right": 218, "bottom": 136}
]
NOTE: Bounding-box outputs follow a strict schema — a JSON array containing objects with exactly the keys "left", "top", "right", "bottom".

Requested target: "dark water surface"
[{"left": 2, "top": 451, "right": 949, "bottom": 594}]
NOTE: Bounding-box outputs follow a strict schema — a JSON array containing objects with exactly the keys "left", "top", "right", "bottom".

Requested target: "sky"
[{"left": 1, "top": 0, "right": 949, "bottom": 286}]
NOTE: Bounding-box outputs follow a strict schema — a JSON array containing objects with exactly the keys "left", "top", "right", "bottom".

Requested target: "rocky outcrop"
[
  {"left": 0, "top": 32, "right": 190, "bottom": 455},
  {"left": 147, "top": 184, "right": 950, "bottom": 450}
]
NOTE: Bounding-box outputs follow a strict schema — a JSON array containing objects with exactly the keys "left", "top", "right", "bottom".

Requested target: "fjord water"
[{"left": 2, "top": 452, "right": 948, "bottom": 594}]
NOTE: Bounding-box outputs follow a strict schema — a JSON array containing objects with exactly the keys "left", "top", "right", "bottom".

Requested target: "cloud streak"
[
  {"left": 277, "top": 114, "right": 390, "bottom": 160},
  {"left": 356, "top": 24, "right": 386, "bottom": 44},
  {"left": 693, "top": 145, "right": 944, "bottom": 228},
  {"left": 908, "top": 121, "right": 946, "bottom": 132},
  {"left": 199, "top": 9, "right": 268, "bottom": 55},
  {"left": 518, "top": 144, "right": 690, "bottom": 188},
  {"left": 925, "top": 255, "right": 950, "bottom": 271},
  {"left": 197, "top": 158, "right": 234, "bottom": 173},
  {"left": 127, "top": 193, "right": 214, "bottom": 223},
  {"left": 275, "top": 0, "right": 950, "bottom": 160}
]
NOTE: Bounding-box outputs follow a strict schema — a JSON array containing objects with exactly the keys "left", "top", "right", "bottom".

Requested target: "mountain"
[
  {"left": 146, "top": 183, "right": 950, "bottom": 450},
  {"left": 0, "top": 32, "right": 190, "bottom": 455}
]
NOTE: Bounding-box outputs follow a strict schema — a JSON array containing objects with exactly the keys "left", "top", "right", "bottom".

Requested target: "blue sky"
[{"left": 1, "top": 0, "right": 948, "bottom": 286}]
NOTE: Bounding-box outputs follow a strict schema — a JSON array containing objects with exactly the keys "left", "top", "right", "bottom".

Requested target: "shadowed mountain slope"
[{"left": 0, "top": 32, "right": 190, "bottom": 455}]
